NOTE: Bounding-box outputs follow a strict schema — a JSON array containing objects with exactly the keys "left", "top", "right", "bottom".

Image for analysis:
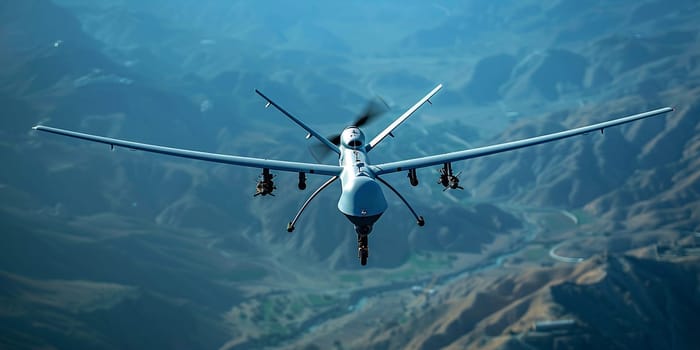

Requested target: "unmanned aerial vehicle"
[{"left": 33, "top": 84, "right": 673, "bottom": 265}]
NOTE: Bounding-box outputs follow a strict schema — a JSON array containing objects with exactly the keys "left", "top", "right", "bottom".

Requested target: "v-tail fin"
[
  {"left": 366, "top": 84, "right": 442, "bottom": 151},
  {"left": 255, "top": 89, "right": 340, "bottom": 155}
]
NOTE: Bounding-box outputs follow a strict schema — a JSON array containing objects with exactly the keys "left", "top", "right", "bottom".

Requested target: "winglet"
[
  {"left": 366, "top": 84, "right": 443, "bottom": 151},
  {"left": 255, "top": 89, "right": 340, "bottom": 155}
]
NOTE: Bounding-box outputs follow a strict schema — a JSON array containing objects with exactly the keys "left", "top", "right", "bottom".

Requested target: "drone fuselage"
[{"left": 337, "top": 127, "right": 387, "bottom": 233}]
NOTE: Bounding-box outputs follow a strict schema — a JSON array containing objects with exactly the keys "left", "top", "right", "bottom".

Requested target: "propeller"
[{"left": 311, "top": 96, "right": 390, "bottom": 161}]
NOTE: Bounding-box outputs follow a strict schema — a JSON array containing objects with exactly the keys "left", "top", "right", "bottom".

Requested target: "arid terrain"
[{"left": 1, "top": 0, "right": 699, "bottom": 349}]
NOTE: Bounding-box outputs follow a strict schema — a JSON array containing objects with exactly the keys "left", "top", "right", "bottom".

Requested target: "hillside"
[
  {"left": 1, "top": 0, "right": 698, "bottom": 348},
  {"left": 319, "top": 254, "right": 700, "bottom": 350}
]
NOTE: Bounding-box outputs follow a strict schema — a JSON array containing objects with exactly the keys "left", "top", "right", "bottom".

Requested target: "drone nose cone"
[
  {"left": 338, "top": 176, "right": 387, "bottom": 218},
  {"left": 341, "top": 128, "right": 366, "bottom": 148}
]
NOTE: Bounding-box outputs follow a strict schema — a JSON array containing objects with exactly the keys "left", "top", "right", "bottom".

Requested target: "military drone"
[{"left": 33, "top": 84, "right": 673, "bottom": 265}]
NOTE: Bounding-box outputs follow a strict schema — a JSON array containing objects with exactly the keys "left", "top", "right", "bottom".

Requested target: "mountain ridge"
[{"left": 1, "top": 0, "right": 698, "bottom": 348}]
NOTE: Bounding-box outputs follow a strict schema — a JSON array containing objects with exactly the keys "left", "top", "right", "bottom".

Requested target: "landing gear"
[
  {"left": 376, "top": 176, "right": 425, "bottom": 227},
  {"left": 355, "top": 225, "right": 372, "bottom": 266},
  {"left": 286, "top": 176, "right": 339, "bottom": 233},
  {"left": 438, "top": 163, "right": 463, "bottom": 191},
  {"left": 358, "top": 232, "right": 369, "bottom": 266},
  {"left": 254, "top": 168, "right": 276, "bottom": 196}
]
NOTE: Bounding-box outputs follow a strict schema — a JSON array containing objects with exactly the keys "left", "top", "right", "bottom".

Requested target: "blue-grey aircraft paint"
[{"left": 337, "top": 127, "right": 388, "bottom": 225}]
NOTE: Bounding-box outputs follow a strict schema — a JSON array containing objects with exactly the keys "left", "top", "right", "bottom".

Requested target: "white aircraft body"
[{"left": 33, "top": 84, "right": 673, "bottom": 265}]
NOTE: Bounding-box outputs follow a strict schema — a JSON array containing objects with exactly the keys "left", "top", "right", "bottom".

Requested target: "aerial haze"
[{"left": 1, "top": 0, "right": 699, "bottom": 349}]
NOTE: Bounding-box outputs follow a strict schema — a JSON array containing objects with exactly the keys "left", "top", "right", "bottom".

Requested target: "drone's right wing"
[
  {"left": 370, "top": 107, "right": 674, "bottom": 175},
  {"left": 33, "top": 125, "right": 342, "bottom": 176}
]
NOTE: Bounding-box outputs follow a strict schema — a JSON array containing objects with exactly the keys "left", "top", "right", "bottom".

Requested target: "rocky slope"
[
  {"left": 341, "top": 254, "right": 700, "bottom": 350},
  {"left": 1, "top": 0, "right": 699, "bottom": 349}
]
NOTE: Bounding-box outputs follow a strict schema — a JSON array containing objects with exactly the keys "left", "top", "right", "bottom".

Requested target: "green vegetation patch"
[
  {"left": 539, "top": 211, "right": 577, "bottom": 232},
  {"left": 388, "top": 252, "right": 454, "bottom": 281},
  {"left": 571, "top": 209, "right": 595, "bottom": 225},
  {"left": 338, "top": 273, "right": 363, "bottom": 284},
  {"left": 522, "top": 245, "right": 548, "bottom": 261},
  {"left": 306, "top": 293, "right": 336, "bottom": 307},
  {"left": 244, "top": 292, "right": 343, "bottom": 337},
  {"left": 408, "top": 252, "right": 453, "bottom": 270},
  {"left": 227, "top": 265, "right": 268, "bottom": 282}
]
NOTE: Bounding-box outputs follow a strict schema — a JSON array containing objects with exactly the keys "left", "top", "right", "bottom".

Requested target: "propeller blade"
[
  {"left": 354, "top": 96, "right": 389, "bottom": 127},
  {"left": 307, "top": 132, "right": 340, "bottom": 163},
  {"left": 329, "top": 133, "right": 341, "bottom": 145},
  {"left": 307, "top": 95, "right": 388, "bottom": 163}
]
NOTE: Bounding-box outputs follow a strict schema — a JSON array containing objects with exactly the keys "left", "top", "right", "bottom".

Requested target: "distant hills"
[{"left": 1, "top": 0, "right": 698, "bottom": 349}]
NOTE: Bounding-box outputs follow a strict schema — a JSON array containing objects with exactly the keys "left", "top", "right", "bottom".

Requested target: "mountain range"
[{"left": 1, "top": 0, "right": 698, "bottom": 349}]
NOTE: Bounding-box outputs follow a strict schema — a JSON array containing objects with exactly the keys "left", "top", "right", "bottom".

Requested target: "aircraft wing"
[
  {"left": 32, "top": 125, "right": 343, "bottom": 176},
  {"left": 370, "top": 107, "right": 674, "bottom": 175}
]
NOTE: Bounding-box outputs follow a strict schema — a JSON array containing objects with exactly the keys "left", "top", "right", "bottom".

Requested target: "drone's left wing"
[
  {"left": 370, "top": 107, "right": 674, "bottom": 175},
  {"left": 33, "top": 125, "right": 342, "bottom": 176}
]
